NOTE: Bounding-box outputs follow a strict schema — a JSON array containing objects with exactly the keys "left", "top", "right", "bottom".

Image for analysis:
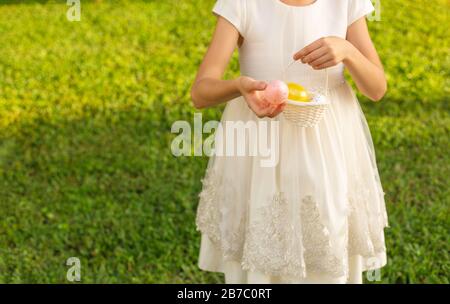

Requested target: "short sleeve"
[
  {"left": 212, "top": 0, "right": 246, "bottom": 36},
  {"left": 347, "top": 0, "right": 375, "bottom": 26}
]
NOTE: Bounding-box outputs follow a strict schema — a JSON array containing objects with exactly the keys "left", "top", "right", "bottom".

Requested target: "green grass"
[{"left": 0, "top": 0, "right": 448, "bottom": 283}]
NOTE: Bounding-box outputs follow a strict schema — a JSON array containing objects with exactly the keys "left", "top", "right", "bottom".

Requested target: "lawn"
[{"left": 0, "top": 0, "right": 448, "bottom": 283}]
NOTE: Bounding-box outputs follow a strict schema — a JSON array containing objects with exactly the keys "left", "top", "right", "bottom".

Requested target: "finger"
[
  {"left": 250, "top": 103, "right": 265, "bottom": 118},
  {"left": 313, "top": 59, "right": 337, "bottom": 70},
  {"left": 293, "top": 38, "right": 324, "bottom": 60},
  {"left": 301, "top": 46, "right": 328, "bottom": 64},
  {"left": 268, "top": 107, "right": 283, "bottom": 118},
  {"left": 261, "top": 101, "right": 275, "bottom": 114},
  {"left": 256, "top": 107, "right": 272, "bottom": 118},
  {"left": 250, "top": 92, "right": 269, "bottom": 109},
  {"left": 309, "top": 53, "right": 333, "bottom": 67},
  {"left": 267, "top": 103, "right": 279, "bottom": 116},
  {"left": 250, "top": 97, "right": 270, "bottom": 113},
  {"left": 268, "top": 110, "right": 279, "bottom": 118},
  {"left": 268, "top": 102, "right": 286, "bottom": 118},
  {"left": 262, "top": 104, "right": 276, "bottom": 116},
  {"left": 249, "top": 80, "right": 267, "bottom": 91},
  {"left": 259, "top": 97, "right": 271, "bottom": 108},
  {"left": 274, "top": 101, "right": 286, "bottom": 112},
  {"left": 276, "top": 101, "right": 287, "bottom": 113}
]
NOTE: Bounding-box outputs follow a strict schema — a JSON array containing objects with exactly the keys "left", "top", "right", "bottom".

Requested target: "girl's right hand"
[{"left": 237, "top": 76, "right": 286, "bottom": 118}]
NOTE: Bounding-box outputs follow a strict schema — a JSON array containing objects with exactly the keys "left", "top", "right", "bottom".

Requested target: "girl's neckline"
[{"left": 274, "top": 0, "right": 319, "bottom": 9}]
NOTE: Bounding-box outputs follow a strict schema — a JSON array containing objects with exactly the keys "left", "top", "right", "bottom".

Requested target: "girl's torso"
[{"left": 235, "top": 0, "right": 357, "bottom": 82}]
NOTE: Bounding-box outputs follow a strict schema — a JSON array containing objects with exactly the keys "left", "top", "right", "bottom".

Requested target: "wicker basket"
[{"left": 282, "top": 62, "right": 330, "bottom": 127}]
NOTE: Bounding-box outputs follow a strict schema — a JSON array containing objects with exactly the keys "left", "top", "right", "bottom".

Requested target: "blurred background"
[{"left": 0, "top": 0, "right": 448, "bottom": 283}]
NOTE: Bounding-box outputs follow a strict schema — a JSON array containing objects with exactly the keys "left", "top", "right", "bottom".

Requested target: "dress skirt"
[{"left": 195, "top": 74, "right": 388, "bottom": 284}]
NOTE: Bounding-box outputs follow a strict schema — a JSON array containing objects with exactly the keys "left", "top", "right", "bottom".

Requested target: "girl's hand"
[
  {"left": 293, "top": 36, "right": 352, "bottom": 70},
  {"left": 237, "top": 76, "right": 286, "bottom": 118}
]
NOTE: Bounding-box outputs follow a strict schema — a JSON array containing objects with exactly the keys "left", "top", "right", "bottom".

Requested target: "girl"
[{"left": 191, "top": 0, "right": 388, "bottom": 284}]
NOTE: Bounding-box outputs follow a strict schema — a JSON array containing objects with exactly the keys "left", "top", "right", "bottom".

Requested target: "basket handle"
[{"left": 283, "top": 60, "right": 329, "bottom": 97}]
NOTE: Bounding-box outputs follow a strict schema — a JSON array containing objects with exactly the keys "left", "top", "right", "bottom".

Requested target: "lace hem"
[
  {"left": 241, "top": 192, "right": 306, "bottom": 277},
  {"left": 196, "top": 170, "right": 387, "bottom": 278}
]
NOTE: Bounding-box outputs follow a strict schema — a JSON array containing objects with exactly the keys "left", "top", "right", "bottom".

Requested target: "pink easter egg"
[{"left": 263, "top": 80, "right": 289, "bottom": 105}]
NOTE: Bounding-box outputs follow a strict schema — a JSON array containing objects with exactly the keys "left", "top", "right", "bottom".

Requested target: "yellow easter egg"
[{"left": 287, "top": 82, "right": 311, "bottom": 102}]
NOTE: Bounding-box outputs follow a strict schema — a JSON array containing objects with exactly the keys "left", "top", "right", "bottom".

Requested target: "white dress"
[{"left": 196, "top": 0, "right": 388, "bottom": 284}]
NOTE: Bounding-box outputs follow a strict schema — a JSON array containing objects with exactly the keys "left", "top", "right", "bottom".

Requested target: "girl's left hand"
[{"left": 293, "top": 36, "right": 352, "bottom": 70}]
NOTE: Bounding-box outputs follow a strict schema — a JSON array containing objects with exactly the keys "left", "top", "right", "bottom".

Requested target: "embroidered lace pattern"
[
  {"left": 300, "top": 195, "right": 346, "bottom": 277},
  {"left": 195, "top": 171, "right": 246, "bottom": 261},
  {"left": 241, "top": 193, "right": 306, "bottom": 277},
  {"left": 196, "top": 170, "right": 387, "bottom": 278}
]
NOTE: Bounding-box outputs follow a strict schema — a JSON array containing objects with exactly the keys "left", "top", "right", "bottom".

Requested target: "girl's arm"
[
  {"left": 293, "top": 18, "right": 387, "bottom": 101},
  {"left": 191, "top": 17, "right": 285, "bottom": 118}
]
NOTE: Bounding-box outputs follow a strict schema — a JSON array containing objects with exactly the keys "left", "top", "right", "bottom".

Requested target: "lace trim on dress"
[
  {"left": 196, "top": 170, "right": 246, "bottom": 261},
  {"left": 196, "top": 171, "right": 222, "bottom": 244},
  {"left": 347, "top": 180, "right": 387, "bottom": 257},
  {"left": 300, "top": 195, "right": 347, "bottom": 277},
  {"left": 241, "top": 192, "right": 306, "bottom": 277},
  {"left": 195, "top": 170, "right": 387, "bottom": 278}
]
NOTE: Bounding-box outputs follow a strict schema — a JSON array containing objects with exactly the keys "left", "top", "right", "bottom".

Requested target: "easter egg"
[
  {"left": 263, "top": 80, "right": 289, "bottom": 105},
  {"left": 287, "top": 82, "right": 311, "bottom": 102}
]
